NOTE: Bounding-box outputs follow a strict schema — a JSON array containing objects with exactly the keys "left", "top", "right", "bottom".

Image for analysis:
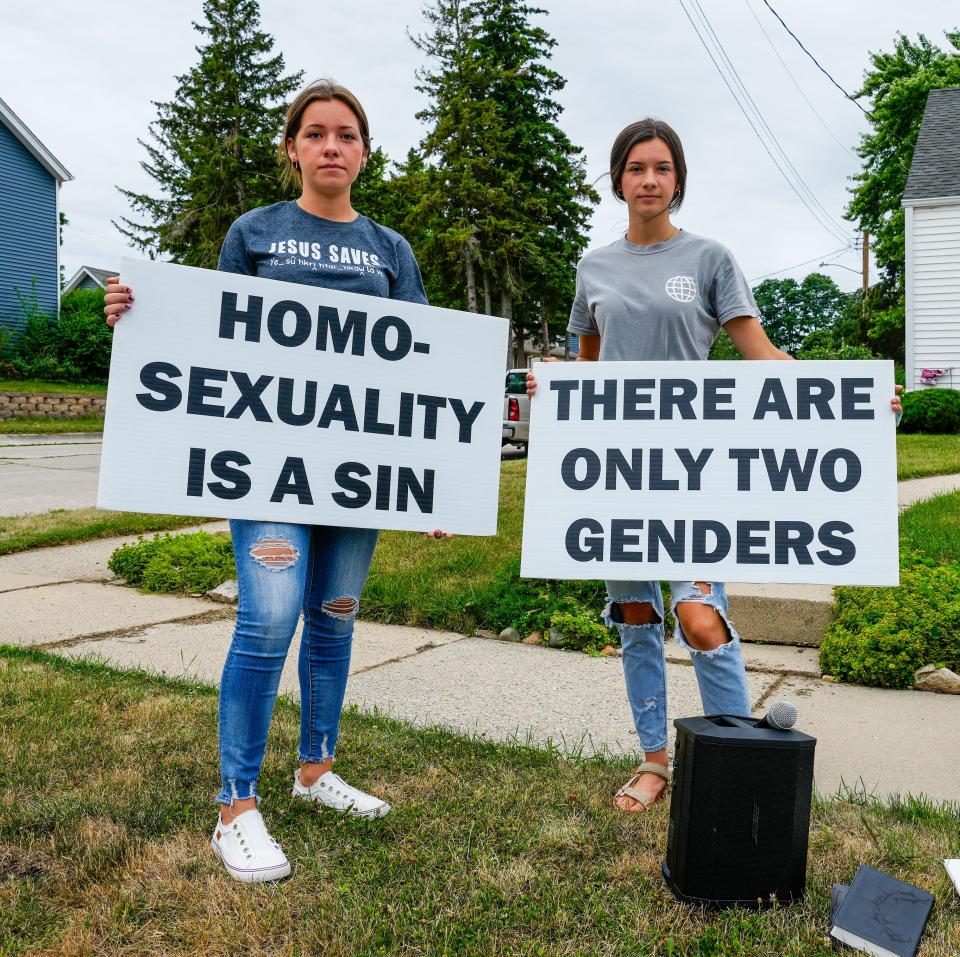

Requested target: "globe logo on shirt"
[{"left": 665, "top": 275, "right": 697, "bottom": 303}]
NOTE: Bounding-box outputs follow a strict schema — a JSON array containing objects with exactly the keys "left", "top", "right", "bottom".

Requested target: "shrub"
[
  {"left": 473, "top": 558, "right": 604, "bottom": 629},
  {"left": 548, "top": 609, "right": 617, "bottom": 655},
  {"left": 898, "top": 388, "right": 960, "bottom": 434},
  {"left": 55, "top": 290, "right": 114, "bottom": 382},
  {"left": 819, "top": 551, "right": 960, "bottom": 688},
  {"left": 5, "top": 288, "right": 112, "bottom": 384},
  {"left": 109, "top": 531, "right": 235, "bottom": 594}
]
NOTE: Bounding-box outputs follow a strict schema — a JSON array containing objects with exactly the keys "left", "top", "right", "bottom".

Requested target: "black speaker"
[{"left": 662, "top": 714, "right": 816, "bottom": 907}]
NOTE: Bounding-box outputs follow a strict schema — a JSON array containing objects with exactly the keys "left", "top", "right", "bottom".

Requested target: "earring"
[{"left": 293, "top": 160, "right": 300, "bottom": 172}]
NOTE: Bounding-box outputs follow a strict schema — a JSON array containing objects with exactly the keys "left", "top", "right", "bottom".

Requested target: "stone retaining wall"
[{"left": 0, "top": 391, "right": 106, "bottom": 420}]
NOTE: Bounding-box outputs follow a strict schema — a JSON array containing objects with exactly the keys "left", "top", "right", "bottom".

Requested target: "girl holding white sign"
[
  {"left": 526, "top": 119, "right": 902, "bottom": 813},
  {"left": 105, "top": 80, "right": 446, "bottom": 883}
]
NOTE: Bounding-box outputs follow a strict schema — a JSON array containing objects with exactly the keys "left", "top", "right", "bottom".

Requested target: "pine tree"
[
  {"left": 413, "top": 0, "right": 597, "bottom": 360},
  {"left": 468, "top": 0, "right": 597, "bottom": 364},
  {"left": 116, "top": 0, "right": 303, "bottom": 268}
]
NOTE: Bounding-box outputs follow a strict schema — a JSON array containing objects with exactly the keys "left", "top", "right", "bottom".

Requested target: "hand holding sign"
[
  {"left": 98, "top": 258, "right": 508, "bottom": 535},
  {"left": 520, "top": 360, "right": 899, "bottom": 585}
]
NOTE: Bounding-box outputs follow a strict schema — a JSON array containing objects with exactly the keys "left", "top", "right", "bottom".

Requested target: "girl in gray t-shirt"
[{"left": 533, "top": 118, "right": 899, "bottom": 814}]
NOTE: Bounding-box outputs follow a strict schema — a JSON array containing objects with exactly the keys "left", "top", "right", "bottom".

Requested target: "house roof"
[
  {"left": 0, "top": 95, "right": 73, "bottom": 183},
  {"left": 902, "top": 87, "right": 960, "bottom": 204},
  {"left": 63, "top": 266, "right": 117, "bottom": 295}
]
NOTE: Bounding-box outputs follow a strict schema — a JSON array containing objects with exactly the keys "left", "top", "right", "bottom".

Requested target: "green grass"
[
  {"left": 900, "top": 490, "right": 960, "bottom": 565},
  {"left": 0, "top": 508, "right": 210, "bottom": 556},
  {"left": 1, "top": 647, "right": 957, "bottom": 957},
  {"left": 896, "top": 434, "right": 960, "bottom": 480},
  {"left": 0, "top": 415, "right": 104, "bottom": 434},
  {"left": 0, "top": 379, "right": 106, "bottom": 395},
  {"left": 361, "top": 458, "right": 527, "bottom": 631}
]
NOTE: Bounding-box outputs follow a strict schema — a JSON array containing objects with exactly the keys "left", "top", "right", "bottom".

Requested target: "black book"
[{"left": 829, "top": 865, "right": 934, "bottom": 957}]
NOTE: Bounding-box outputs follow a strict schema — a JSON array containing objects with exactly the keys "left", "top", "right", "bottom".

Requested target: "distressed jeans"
[
  {"left": 215, "top": 520, "right": 379, "bottom": 806},
  {"left": 604, "top": 580, "right": 751, "bottom": 754}
]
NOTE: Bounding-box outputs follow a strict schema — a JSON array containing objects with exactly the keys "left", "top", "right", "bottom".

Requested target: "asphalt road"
[
  {"left": 0, "top": 434, "right": 524, "bottom": 517},
  {"left": 0, "top": 435, "right": 103, "bottom": 515}
]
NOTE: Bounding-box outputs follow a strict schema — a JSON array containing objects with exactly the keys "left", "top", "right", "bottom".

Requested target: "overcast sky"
[{"left": 3, "top": 0, "right": 956, "bottom": 293}]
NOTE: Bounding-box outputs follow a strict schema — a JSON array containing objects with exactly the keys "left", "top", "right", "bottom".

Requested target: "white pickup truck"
[{"left": 502, "top": 368, "right": 530, "bottom": 449}]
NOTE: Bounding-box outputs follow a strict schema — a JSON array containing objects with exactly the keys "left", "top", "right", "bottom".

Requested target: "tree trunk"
[
  {"left": 483, "top": 270, "right": 492, "bottom": 316},
  {"left": 503, "top": 290, "right": 522, "bottom": 367},
  {"left": 541, "top": 303, "right": 551, "bottom": 358},
  {"left": 464, "top": 252, "right": 478, "bottom": 312}
]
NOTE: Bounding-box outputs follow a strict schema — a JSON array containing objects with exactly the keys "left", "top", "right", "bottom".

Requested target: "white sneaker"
[
  {"left": 292, "top": 769, "right": 391, "bottom": 818},
  {"left": 210, "top": 809, "right": 291, "bottom": 883}
]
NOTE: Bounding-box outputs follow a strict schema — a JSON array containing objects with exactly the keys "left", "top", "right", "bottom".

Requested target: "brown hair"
[
  {"left": 609, "top": 118, "right": 687, "bottom": 212},
  {"left": 278, "top": 79, "right": 371, "bottom": 190}
]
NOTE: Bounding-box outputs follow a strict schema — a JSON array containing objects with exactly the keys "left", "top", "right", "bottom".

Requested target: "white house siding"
[{"left": 906, "top": 202, "right": 960, "bottom": 391}]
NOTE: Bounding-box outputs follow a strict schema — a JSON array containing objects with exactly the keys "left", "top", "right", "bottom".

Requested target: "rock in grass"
[
  {"left": 476, "top": 629, "right": 497, "bottom": 640},
  {"left": 600, "top": 645, "right": 619, "bottom": 657},
  {"left": 914, "top": 666, "right": 960, "bottom": 694},
  {"left": 498, "top": 627, "right": 522, "bottom": 643},
  {"left": 548, "top": 628, "right": 566, "bottom": 648},
  {"left": 207, "top": 579, "right": 238, "bottom": 604},
  {"left": 522, "top": 631, "right": 543, "bottom": 645}
]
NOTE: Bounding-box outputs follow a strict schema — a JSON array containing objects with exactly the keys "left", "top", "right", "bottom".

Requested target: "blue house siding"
[{"left": 0, "top": 120, "right": 59, "bottom": 335}]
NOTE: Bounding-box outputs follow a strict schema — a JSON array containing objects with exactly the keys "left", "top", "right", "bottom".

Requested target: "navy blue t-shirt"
[{"left": 217, "top": 200, "right": 428, "bottom": 305}]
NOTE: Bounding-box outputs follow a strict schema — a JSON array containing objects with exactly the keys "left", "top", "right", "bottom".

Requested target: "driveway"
[{"left": 0, "top": 434, "right": 103, "bottom": 515}]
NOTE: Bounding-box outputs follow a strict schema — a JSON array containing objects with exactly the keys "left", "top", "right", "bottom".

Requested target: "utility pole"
[
  {"left": 862, "top": 231, "right": 869, "bottom": 293},
  {"left": 861, "top": 231, "right": 870, "bottom": 322}
]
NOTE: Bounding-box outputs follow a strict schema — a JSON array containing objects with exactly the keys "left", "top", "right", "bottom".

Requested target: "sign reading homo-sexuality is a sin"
[
  {"left": 98, "top": 258, "right": 509, "bottom": 534},
  {"left": 521, "top": 361, "right": 898, "bottom": 585}
]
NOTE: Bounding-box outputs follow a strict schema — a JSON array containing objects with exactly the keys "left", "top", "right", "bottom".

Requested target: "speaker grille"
[{"left": 664, "top": 716, "right": 815, "bottom": 905}]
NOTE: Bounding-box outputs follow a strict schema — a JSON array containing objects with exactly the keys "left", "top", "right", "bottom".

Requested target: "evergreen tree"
[
  {"left": 413, "top": 0, "right": 597, "bottom": 362},
  {"left": 469, "top": 0, "right": 597, "bottom": 363},
  {"left": 116, "top": 0, "right": 303, "bottom": 268}
]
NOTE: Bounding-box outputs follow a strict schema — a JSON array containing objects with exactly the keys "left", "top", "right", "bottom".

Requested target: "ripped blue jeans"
[
  {"left": 605, "top": 580, "right": 750, "bottom": 754},
  {"left": 216, "top": 520, "right": 379, "bottom": 806}
]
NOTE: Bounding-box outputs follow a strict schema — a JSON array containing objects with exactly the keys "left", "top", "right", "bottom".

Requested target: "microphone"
[{"left": 755, "top": 699, "right": 797, "bottom": 731}]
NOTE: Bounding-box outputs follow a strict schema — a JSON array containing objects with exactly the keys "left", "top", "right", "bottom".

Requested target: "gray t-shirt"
[
  {"left": 568, "top": 230, "right": 757, "bottom": 361},
  {"left": 218, "top": 200, "right": 428, "bottom": 304}
]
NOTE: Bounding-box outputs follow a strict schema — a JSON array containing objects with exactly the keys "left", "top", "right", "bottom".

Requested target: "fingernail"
[
  {"left": 125, "top": 287, "right": 131, "bottom": 293},
  {"left": 123, "top": 303, "right": 131, "bottom": 310}
]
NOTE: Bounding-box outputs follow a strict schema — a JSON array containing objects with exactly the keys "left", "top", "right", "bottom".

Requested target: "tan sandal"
[{"left": 615, "top": 761, "right": 672, "bottom": 811}]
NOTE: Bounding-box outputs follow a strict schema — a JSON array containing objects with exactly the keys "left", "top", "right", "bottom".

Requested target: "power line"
[
  {"left": 689, "top": 0, "right": 850, "bottom": 237},
  {"left": 676, "top": 0, "right": 853, "bottom": 244},
  {"left": 748, "top": 245, "right": 853, "bottom": 283},
  {"left": 760, "top": 0, "right": 868, "bottom": 114},
  {"left": 743, "top": 0, "right": 856, "bottom": 158}
]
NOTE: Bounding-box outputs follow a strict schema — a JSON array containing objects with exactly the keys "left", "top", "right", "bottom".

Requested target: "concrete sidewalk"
[{"left": 1, "top": 524, "right": 957, "bottom": 806}]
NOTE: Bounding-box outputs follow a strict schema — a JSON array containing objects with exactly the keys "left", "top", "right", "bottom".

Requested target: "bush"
[
  {"left": 898, "top": 388, "right": 960, "bottom": 434},
  {"left": 109, "top": 531, "right": 235, "bottom": 594},
  {"left": 4, "top": 288, "right": 112, "bottom": 384},
  {"left": 819, "top": 550, "right": 960, "bottom": 688},
  {"left": 55, "top": 290, "right": 114, "bottom": 382},
  {"left": 470, "top": 558, "right": 616, "bottom": 651}
]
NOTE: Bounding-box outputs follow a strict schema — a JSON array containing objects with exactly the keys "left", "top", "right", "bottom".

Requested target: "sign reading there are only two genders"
[
  {"left": 97, "top": 258, "right": 509, "bottom": 535},
  {"left": 520, "top": 361, "right": 899, "bottom": 585}
]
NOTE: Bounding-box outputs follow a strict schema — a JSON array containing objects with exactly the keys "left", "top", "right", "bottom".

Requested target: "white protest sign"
[
  {"left": 98, "top": 258, "right": 509, "bottom": 534},
  {"left": 520, "top": 360, "right": 898, "bottom": 585}
]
